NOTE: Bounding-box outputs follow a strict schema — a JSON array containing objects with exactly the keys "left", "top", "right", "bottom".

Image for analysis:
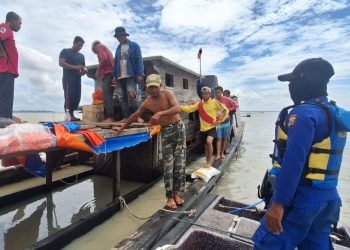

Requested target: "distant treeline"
[{"left": 13, "top": 110, "right": 54, "bottom": 113}]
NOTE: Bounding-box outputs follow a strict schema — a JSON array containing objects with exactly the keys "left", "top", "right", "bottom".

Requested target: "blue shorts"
[{"left": 216, "top": 120, "right": 231, "bottom": 140}]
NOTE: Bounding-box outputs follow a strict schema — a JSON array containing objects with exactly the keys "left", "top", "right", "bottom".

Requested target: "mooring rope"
[
  {"left": 118, "top": 196, "right": 197, "bottom": 220},
  {"left": 227, "top": 199, "right": 265, "bottom": 214},
  {"left": 159, "top": 208, "right": 196, "bottom": 217},
  {"left": 58, "top": 172, "right": 79, "bottom": 185},
  {"left": 218, "top": 204, "right": 266, "bottom": 213}
]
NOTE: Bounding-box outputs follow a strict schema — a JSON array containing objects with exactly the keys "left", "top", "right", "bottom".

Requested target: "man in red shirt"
[
  {"left": 215, "top": 86, "right": 239, "bottom": 159},
  {"left": 0, "top": 12, "right": 22, "bottom": 119},
  {"left": 92, "top": 40, "right": 115, "bottom": 122}
]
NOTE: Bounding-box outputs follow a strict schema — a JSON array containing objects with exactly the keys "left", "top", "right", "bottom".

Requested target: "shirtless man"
[{"left": 115, "top": 74, "right": 186, "bottom": 209}]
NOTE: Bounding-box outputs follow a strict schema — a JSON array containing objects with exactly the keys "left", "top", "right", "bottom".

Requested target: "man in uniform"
[
  {"left": 253, "top": 58, "right": 348, "bottom": 249},
  {"left": 59, "top": 36, "right": 86, "bottom": 121},
  {"left": 115, "top": 74, "right": 186, "bottom": 209},
  {"left": 0, "top": 12, "right": 22, "bottom": 119}
]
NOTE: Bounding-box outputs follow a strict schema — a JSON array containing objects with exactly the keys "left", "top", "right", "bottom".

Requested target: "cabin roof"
[{"left": 143, "top": 56, "right": 200, "bottom": 78}]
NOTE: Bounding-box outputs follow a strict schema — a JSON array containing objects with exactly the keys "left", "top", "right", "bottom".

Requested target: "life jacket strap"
[
  {"left": 269, "top": 154, "right": 278, "bottom": 161},
  {"left": 310, "top": 148, "right": 343, "bottom": 155},
  {"left": 306, "top": 168, "right": 339, "bottom": 176}
]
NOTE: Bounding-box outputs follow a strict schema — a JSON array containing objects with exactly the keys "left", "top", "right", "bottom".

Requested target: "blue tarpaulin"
[
  {"left": 60, "top": 122, "right": 82, "bottom": 132},
  {"left": 43, "top": 122, "right": 82, "bottom": 132},
  {"left": 24, "top": 154, "right": 46, "bottom": 177},
  {"left": 90, "top": 132, "right": 151, "bottom": 154}
]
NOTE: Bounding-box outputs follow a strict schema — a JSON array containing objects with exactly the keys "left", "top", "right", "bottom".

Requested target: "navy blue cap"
[
  {"left": 278, "top": 58, "right": 334, "bottom": 83},
  {"left": 113, "top": 26, "right": 129, "bottom": 37}
]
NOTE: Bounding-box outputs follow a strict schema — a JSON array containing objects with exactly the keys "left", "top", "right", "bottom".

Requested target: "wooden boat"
[
  {"left": 0, "top": 56, "right": 243, "bottom": 249},
  {"left": 1, "top": 56, "right": 203, "bottom": 205},
  {"left": 138, "top": 194, "right": 350, "bottom": 250},
  {"left": 115, "top": 119, "right": 244, "bottom": 249}
]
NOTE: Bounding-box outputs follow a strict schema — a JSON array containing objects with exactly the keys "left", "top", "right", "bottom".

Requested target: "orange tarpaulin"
[
  {"left": 74, "top": 129, "right": 105, "bottom": 147},
  {"left": 150, "top": 125, "right": 161, "bottom": 136},
  {"left": 53, "top": 124, "right": 93, "bottom": 153},
  {"left": 53, "top": 123, "right": 160, "bottom": 154}
]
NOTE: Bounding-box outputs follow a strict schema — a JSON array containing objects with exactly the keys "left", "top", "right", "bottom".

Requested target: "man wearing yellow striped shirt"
[{"left": 180, "top": 86, "right": 228, "bottom": 167}]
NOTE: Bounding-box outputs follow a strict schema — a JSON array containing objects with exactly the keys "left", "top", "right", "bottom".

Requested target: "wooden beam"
[
  {"left": 45, "top": 152, "right": 54, "bottom": 190},
  {"left": 112, "top": 150, "right": 121, "bottom": 200}
]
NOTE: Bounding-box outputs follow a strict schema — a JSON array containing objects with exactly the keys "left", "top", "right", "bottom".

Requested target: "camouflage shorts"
[{"left": 161, "top": 120, "right": 186, "bottom": 198}]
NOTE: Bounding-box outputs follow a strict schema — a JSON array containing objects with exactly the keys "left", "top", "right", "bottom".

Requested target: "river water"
[{"left": 2, "top": 111, "right": 349, "bottom": 249}]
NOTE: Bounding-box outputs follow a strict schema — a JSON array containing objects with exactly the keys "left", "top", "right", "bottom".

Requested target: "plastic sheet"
[
  {"left": 54, "top": 124, "right": 93, "bottom": 153},
  {"left": 90, "top": 132, "right": 151, "bottom": 154},
  {"left": 24, "top": 154, "right": 46, "bottom": 177},
  {"left": 60, "top": 122, "right": 81, "bottom": 132},
  {"left": 0, "top": 123, "right": 56, "bottom": 156},
  {"left": 74, "top": 129, "right": 104, "bottom": 147}
]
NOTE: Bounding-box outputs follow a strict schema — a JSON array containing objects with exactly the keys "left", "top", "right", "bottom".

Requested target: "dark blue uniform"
[
  {"left": 253, "top": 97, "right": 342, "bottom": 250},
  {"left": 59, "top": 48, "right": 85, "bottom": 114}
]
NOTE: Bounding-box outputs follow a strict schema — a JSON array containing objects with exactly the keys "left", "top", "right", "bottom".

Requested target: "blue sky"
[{"left": 1, "top": 0, "right": 350, "bottom": 111}]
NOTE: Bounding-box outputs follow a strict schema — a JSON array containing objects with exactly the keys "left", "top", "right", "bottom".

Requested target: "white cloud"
[
  {"left": 1, "top": 0, "right": 349, "bottom": 112},
  {"left": 158, "top": 0, "right": 254, "bottom": 34}
]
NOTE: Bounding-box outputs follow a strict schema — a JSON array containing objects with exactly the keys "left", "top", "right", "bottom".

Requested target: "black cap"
[
  {"left": 113, "top": 26, "right": 129, "bottom": 37},
  {"left": 278, "top": 58, "right": 335, "bottom": 83}
]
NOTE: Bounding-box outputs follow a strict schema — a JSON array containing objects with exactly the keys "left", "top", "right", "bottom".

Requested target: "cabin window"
[
  {"left": 165, "top": 73, "right": 174, "bottom": 87},
  {"left": 183, "top": 78, "right": 189, "bottom": 90}
]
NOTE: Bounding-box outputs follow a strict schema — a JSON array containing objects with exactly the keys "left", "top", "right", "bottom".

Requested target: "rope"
[
  {"left": 118, "top": 196, "right": 197, "bottom": 220},
  {"left": 159, "top": 208, "right": 196, "bottom": 217},
  {"left": 118, "top": 196, "right": 154, "bottom": 220},
  {"left": 172, "top": 217, "right": 253, "bottom": 243},
  {"left": 58, "top": 172, "right": 79, "bottom": 185},
  {"left": 227, "top": 199, "right": 265, "bottom": 214},
  {"left": 218, "top": 204, "right": 265, "bottom": 213}
]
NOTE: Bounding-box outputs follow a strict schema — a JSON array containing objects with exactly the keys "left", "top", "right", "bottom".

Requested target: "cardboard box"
[{"left": 82, "top": 104, "right": 104, "bottom": 123}]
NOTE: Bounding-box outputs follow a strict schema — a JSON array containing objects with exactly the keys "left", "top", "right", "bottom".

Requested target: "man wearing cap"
[
  {"left": 0, "top": 12, "right": 22, "bottom": 119},
  {"left": 253, "top": 58, "right": 348, "bottom": 249},
  {"left": 180, "top": 86, "right": 228, "bottom": 168},
  {"left": 115, "top": 74, "right": 186, "bottom": 209},
  {"left": 59, "top": 36, "right": 86, "bottom": 121},
  {"left": 92, "top": 40, "right": 115, "bottom": 122},
  {"left": 112, "top": 26, "right": 144, "bottom": 121}
]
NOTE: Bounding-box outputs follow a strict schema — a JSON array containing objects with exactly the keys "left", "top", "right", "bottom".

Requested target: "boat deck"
[
  {"left": 115, "top": 121, "right": 245, "bottom": 249},
  {"left": 151, "top": 195, "right": 350, "bottom": 249}
]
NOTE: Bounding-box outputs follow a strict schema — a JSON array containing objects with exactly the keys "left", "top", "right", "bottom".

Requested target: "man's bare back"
[{"left": 142, "top": 90, "right": 180, "bottom": 127}]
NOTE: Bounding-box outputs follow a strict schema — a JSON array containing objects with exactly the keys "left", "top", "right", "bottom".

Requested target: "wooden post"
[
  {"left": 112, "top": 150, "right": 121, "bottom": 200},
  {"left": 152, "top": 134, "right": 159, "bottom": 173},
  {"left": 45, "top": 152, "right": 54, "bottom": 190},
  {"left": 45, "top": 148, "right": 66, "bottom": 190}
]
